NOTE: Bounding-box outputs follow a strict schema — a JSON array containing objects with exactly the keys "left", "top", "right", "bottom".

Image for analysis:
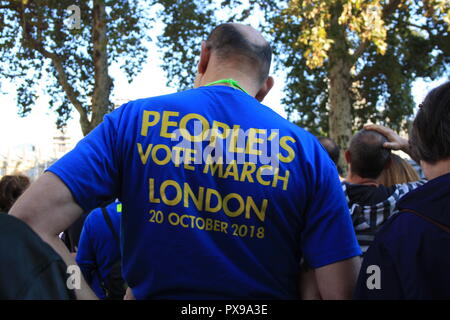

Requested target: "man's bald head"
[
  {"left": 205, "top": 23, "right": 272, "bottom": 84},
  {"left": 348, "top": 129, "right": 392, "bottom": 179}
]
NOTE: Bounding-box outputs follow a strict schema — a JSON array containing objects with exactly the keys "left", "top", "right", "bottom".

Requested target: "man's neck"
[
  {"left": 345, "top": 173, "right": 380, "bottom": 186},
  {"left": 422, "top": 158, "right": 450, "bottom": 180},
  {"left": 196, "top": 67, "right": 258, "bottom": 97}
]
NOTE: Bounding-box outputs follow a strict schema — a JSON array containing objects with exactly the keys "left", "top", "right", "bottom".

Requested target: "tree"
[
  {"left": 268, "top": 0, "right": 450, "bottom": 155},
  {"left": 0, "top": 0, "right": 151, "bottom": 135},
  {"left": 154, "top": 0, "right": 449, "bottom": 169},
  {"left": 153, "top": 0, "right": 255, "bottom": 90}
]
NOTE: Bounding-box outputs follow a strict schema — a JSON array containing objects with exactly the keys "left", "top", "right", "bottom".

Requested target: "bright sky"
[
  {"left": 0, "top": 29, "right": 447, "bottom": 159},
  {"left": 0, "top": 38, "right": 289, "bottom": 158}
]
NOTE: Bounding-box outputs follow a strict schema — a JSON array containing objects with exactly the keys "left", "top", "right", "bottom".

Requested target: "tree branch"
[
  {"left": 406, "top": 21, "right": 431, "bottom": 31},
  {"left": 17, "top": 4, "right": 90, "bottom": 129},
  {"left": 91, "top": 0, "right": 112, "bottom": 128},
  {"left": 352, "top": 41, "right": 369, "bottom": 64},
  {"left": 382, "top": 0, "right": 403, "bottom": 19},
  {"left": 354, "top": 65, "right": 378, "bottom": 82},
  {"left": 351, "top": 0, "right": 403, "bottom": 64}
]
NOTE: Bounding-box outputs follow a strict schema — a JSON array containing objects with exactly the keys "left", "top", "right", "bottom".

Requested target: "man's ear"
[
  {"left": 198, "top": 41, "right": 211, "bottom": 75},
  {"left": 344, "top": 150, "right": 351, "bottom": 164},
  {"left": 255, "top": 76, "right": 274, "bottom": 102}
]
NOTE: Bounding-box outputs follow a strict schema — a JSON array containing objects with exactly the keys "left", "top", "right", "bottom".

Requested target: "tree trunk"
[
  {"left": 88, "top": 0, "right": 112, "bottom": 136},
  {"left": 327, "top": 3, "right": 353, "bottom": 174},
  {"left": 328, "top": 57, "right": 352, "bottom": 172},
  {"left": 79, "top": 116, "right": 93, "bottom": 137}
]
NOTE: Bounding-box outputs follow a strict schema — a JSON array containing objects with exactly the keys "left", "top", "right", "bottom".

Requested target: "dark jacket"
[
  {"left": 342, "top": 180, "right": 424, "bottom": 252},
  {"left": 354, "top": 172, "right": 450, "bottom": 299},
  {"left": 0, "top": 213, "right": 75, "bottom": 299}
]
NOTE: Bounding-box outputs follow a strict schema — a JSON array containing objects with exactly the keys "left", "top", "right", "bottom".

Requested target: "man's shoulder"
[
  {"left": 368, "top": 209, "right": 450, "bottom": 282},
  {"left": 84, "top": 207, "right": 105, "bottom": 227},
  {"left": 342, "top": 182, "right": 394, "bottom": 206},
  {"left": 120, "top": 90, "right": 195, "bottom": 110},
  {"left": 343, "top": 180, "right": 424, "bottom": 210},
  {"left": 392, "top": 180, "right": 426, "bottom": 197},
  {"left": 375, "top": 211, "right": 435, "bottom": 247},
  {"left": 121, "top": 87, "right": 310, "bottom": 135},
  {"left": 87, "top": 204, "right": 119, "bottom": 222}
]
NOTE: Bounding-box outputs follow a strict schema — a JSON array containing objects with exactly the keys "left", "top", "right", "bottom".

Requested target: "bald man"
[{"left": 10, "top": 23, "right": 361, "bottom": 300}]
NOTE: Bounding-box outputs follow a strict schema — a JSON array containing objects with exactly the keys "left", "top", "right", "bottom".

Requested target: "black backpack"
[
  {"left": 0, "top": 213, "right": 75, "bottom": 299},
  {"left": 100, "top": 207, "right": 127, "bottom": 300}
]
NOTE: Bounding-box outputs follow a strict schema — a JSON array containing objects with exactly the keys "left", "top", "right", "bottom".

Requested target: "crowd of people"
[{"left": 0, "top": 22, "right": 449, "bottom": 300}]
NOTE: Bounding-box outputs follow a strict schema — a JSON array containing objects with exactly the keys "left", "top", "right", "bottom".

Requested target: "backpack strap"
[
  {"left": 101, "top": 207, "right": 120, "bottom": 243},
  {"left": 402, "top": 208, "right": 450, "bottom": 235}
]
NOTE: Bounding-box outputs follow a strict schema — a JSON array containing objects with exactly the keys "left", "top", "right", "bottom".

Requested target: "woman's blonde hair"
[{"left": 378, "top": 154, "right": 419, "bottom": 187}]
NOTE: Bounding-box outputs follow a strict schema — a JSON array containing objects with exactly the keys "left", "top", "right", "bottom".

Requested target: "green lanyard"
[{"left": 204, "top": 78, "right": 250, "bottom": 95}]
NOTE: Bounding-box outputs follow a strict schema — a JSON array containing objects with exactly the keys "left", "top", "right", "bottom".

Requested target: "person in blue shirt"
[
  {"left": 355, "top": 81, "right": 450, "bottom": 299},
  {"left": 76, "top": 201, "right": 122, "bottom": 299},
  {"left": 10, "top": 23, "right": 361, "bottom": 300}
]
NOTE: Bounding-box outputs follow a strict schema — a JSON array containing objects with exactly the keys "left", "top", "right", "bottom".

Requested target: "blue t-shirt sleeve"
[
  {"left": 300, "top": 143, "right": 362, "bottom": 268},
  {"left": 46, "top": 107, "right": 125, "bottom": 212}
]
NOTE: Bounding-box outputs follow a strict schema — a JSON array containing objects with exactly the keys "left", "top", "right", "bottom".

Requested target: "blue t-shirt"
[
  {"left": 76, "top": 202, "right": 122, "bottom": 299},
  {"left": 48, "top": 85, "right": 361, "bottom": 299}
]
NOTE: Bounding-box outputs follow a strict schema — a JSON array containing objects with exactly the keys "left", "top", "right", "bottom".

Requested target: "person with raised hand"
[{"left": 355, "top": 81, "right": 450, "bottom": 299}]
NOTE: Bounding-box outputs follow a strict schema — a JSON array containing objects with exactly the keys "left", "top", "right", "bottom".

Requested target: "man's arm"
[
  {"left": 9, "top": 172, "right": 98, "bottom": 300},
  {"left": 300, "top": 139, "right": 363, "bottom": 299},
  {"left": 314, "top": 256, "right": 361, "bottom": 300},
  {"left": 299, "top": 256, "right": 361, "bottom": 300},
  {"left": 299, "top": 267, "right": 321, "bottom": 300}
]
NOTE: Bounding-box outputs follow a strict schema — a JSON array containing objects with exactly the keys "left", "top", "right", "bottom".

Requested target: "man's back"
[
  {"left": 355, "top": 212, "right": 450, "bottom": 299},
  {"left": 76, "top": 202, "right": 122, "bottom": 299},
  {"left": 354, "top": 173, "right": 450, "bottom": 299},
  {"left": 344, "top": 182, "right": 396, "bottom": 206},
  {"left": 343, "top": 180, "right": 424, "bottom": 252},
  {"left": 48, "top": 85, "right": 360, "bottom": 299}
]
